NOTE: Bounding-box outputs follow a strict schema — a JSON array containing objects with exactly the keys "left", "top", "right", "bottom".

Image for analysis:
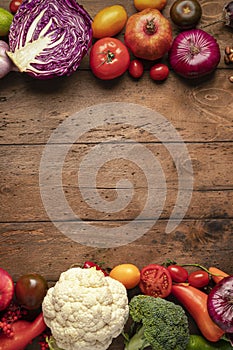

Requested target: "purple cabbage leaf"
[{"left": 7, "top": 0, "right": 93, "bottom": 79}]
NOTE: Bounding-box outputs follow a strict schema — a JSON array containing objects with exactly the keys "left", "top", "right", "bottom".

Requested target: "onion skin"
[
  {"left": 0, "top": 40, "right": 17, "bottom": 78},
  {"left": 169, "top": 29, "right": 221, "bottom": 79},
  {"left": 207, "top": 275, "right": 233, "bottom": 333}
]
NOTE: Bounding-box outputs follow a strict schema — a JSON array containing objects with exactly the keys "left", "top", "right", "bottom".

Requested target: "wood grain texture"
[
  {"left": 0, "top": 0, "right": 232, "bottom": 349},
  {"left": 1, "top": 143, "right": 233, "bottom": 221},
  {"left": 1, "top": 70, "right": 233, "bottom": 143}
]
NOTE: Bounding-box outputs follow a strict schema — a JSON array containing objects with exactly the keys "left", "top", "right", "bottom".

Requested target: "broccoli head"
[{"left": 124, "top": 294, "right": 190, "bottom": 350}]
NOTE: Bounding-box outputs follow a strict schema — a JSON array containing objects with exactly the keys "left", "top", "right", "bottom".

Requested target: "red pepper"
[
  {"left": 83, "top": 261, "right": 109, "bottom": 276},
  {"left": 0, "top": 312, "right": 47, "bottom": 350},
  {"left": 208, "top": 267, "right": 229, "bottom": 284},
  {"left": 172, "top": 284, "right": 225, "bottom": 342}
]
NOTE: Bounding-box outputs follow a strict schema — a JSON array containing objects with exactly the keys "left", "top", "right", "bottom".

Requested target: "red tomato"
[
  {"left": 188, "top": 270, "right": 210, "bottom": 288},
  {"left": 139, "top": 264, "right": 172, "bottom": 298},
  {"left": 167, "top": 265, "right": 188, "bottom": 283},
  {"left": 89, "top": 37, "right": 130, "bottom": 80},
  {"left": 9, "top": 0, "right": 22, "bottom": 14},
  {"left": 150, "top": 63, "right": 169, "bottom": 81},
  {"left": 128, "top": 59, "right": 144, "bottom": 78}
]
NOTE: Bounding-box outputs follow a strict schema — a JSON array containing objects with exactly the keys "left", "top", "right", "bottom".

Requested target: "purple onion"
[
  {"left": 0, "top": 40, "right": 18, "bottom": 78},
  {"left": 7, "top": 0, "right": 93, "bottom": 79},
  {"left": 0, "top": 41, "right": 14, "bottom": 78},
  {"left": 207, "top": 275, "right": 233, "bottom": 333},
  {"left": 169, "top": 29, "right": 221, "bottom": 79}
]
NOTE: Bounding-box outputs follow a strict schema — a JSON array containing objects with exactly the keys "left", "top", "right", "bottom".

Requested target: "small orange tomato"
[
  {"left": 109, "top": 263, "right": 141, "bottom": 289},
  {"left": 92, "top": 5, "right": 127, "bottom": 39},
  {"left": 134, "top": 0, "right": 167, "bottom": 11}
]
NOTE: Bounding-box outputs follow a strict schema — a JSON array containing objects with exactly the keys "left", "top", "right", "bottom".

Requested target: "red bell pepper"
[
  {"left": 83, "top": 261, "right": 109, "bottom": 276},
  {"left": 208, "top": 267, "right": 229, "bottom": 284},
  {"left": 172, "top": 284, "right": 225, "bottom": 342},
  {"left": 0, "top": 312, "right": 46, "bottom": 350}
]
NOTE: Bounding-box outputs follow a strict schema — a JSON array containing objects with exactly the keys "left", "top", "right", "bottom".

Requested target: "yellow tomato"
[
  {"left": 109, "top": 263, "right": 141, "bottom": 289},
  {"left": 92, "top": 5, "right": 127, "bottom": 39},
  {"left": 134, "top": 0, "right": 167, "bottom": 11}
]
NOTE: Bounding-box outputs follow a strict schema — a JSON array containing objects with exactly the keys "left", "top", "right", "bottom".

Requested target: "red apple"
[{"left": 0, "top": 267, "right": 14, "bottom": 311}]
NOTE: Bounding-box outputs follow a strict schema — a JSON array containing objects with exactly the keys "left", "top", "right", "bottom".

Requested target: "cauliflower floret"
[{"left": 42, "top": 267, "right": 129, "bottom": 350}]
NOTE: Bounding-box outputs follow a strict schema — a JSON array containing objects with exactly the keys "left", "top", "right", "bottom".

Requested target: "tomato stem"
[
  {"left": 106, "top": 50, "right": 115, "bottom": 63},
  {"left": 180, "top": 263, "right": 222, "bottom": 277},
  {"left": 95, "top": 50, "right": 115, "bottom": 68},
  {"left": 183, "top": 5, "right": 191, "bottom": 14}
]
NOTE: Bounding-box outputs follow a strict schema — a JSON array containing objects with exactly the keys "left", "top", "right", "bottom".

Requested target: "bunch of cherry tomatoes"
[{"left": 108, "top": 261, "right": 226, "bottom": 298}]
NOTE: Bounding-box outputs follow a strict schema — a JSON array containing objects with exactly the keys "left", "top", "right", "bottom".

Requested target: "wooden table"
[{"left": 0, "top": 0, "right": 232, "bottom": 348}]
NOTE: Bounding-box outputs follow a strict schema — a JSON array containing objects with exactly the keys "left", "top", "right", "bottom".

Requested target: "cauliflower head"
[{"left": 42, "top": 267, "right": 129, "bottom": 350}]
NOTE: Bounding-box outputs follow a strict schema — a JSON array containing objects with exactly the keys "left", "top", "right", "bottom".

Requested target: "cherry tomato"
[
  {"left": 9, "top": 0, "right": 22, "bottom": 14},
  {"left": 128, "top": 59, "right": 144, "bottom": 79},
  {"left": 92, "top": 5, "right": 127, "bottom": 39},
  {"left": 15, "top": 273, "right": 48, "bottom": 310},
  {"left": 89, "top": 37, "right": 130, "bottom": 80},
  {"left": 167, "top": 265, "right": 189, "bottom": 283},
  {"left": 134, "top": 0, "right": 167, "bottom": 11},
  {"left": 139, "top": 264, "right": 172, "bottom": 298},
  {"left": 109, "top": 263, "right": 141, "bottom": 289},
  {"left": 188, "top": 270, "right": 210, "bottom": 288},
  {"left": 150, "top": 63, "right": 169, "bottom": 81},
  {"left": 170, "top": 0, "right": 202, "bottom": 29}
]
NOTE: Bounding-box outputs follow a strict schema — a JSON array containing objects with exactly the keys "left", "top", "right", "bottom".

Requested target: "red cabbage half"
[{"left": 7, "top": 0, "right": 93, "bottom": 79}]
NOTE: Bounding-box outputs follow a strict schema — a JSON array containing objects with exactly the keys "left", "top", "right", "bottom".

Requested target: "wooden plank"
[
  {"left": 0, "top": 143, "right": 232, "bottom": 221},
  {"left": 0, "top": 70, "right": 233, "bottom": 144},
  {"left": 0, "top": 219, "right": 232, "bottom": 282}
]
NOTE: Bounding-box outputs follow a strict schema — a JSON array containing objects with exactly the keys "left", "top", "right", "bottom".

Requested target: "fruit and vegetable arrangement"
[
  {"left": 0, "top": 1, "right": 232, "bottom": 349},
  {"left": 0, "top": 261, "right": 232, "bottom": 349},
  {"left": 0, "top": 0, "right": 233, "bottom": 81}
]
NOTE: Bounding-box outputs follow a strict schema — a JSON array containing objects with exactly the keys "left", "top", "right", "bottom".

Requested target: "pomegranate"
[{"left": 124, "top": 8, "right": 172, "bottom": 61}]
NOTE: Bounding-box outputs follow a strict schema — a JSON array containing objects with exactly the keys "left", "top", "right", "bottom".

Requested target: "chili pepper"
[
  {"left": 208, "top": 267, "right": 229, "bottom": 284},
  {"left": 171, "top": 284, "right": 225, "bottom": 342},
  {"left": 187, "top": 334, "right": 232, "bottom": 350},
  {"left": 83, "top": 261, "right": 109, "bottom": 276},
  {"left": 0, "top": 312, "right": 46, "bottom": 350}
]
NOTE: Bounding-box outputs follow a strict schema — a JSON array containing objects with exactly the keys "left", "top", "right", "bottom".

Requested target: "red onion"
[
  {"left": 0, "top": 40, "right": 18, "bottom": 78},
  {"left": 207, "top": 275, "right": 233, "bottom": 333},
  {"left": 169, "top": 29, "right": 221, "bottom": 79}
]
